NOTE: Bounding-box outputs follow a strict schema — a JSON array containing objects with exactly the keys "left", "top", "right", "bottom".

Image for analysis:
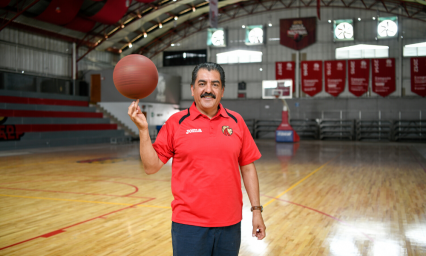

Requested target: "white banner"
[{"left": 209, "top": 0, "right": 218, "bottom": 28}]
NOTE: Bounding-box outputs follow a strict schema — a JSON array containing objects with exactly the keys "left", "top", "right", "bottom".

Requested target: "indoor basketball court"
[
  {"left": 1, "top": 140, "right": 425, "bottom": 255},
  {"left": 1, "top": 0, "right": 426, "bottom": 255}
]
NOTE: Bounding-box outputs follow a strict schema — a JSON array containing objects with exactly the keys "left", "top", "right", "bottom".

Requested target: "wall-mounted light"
[
  {"left": 129, "top": 43, "right": 133, "bottom": 48},
  {"left": 192, "top": 7, "right": 196, "bottom": 12},
  {"left": 372, "top": 17, "right": 376, "bottom": 20},
  {"left": 159, "top": 23, "right": 163, "bottom": 28},
  {"left": 119, "top": 49, "right": 122, "bottom": 53},
  {"left": 174, "top": 16, "right": 178, "bottom": 20},
  {"left": 171, "top": 43, "right": 175, "bottom": 46},
  {"left": 137, "top": 13, "right": 142, "bottom": 18},
  {"left": 358, "top": 18, "right": 361, "bottom": 21},
  {"left": 144, "top": 32, "right": 147, "bottom": 38},
  {"left": 259, "top": 68, "right": 263, "bottom": 71},
  {"left": 121, "top": 24, "right": 125, "bottom": 28},
  {"left": 328, "top": 20, "right": 331, "bottom": 23},
  {"left": 268, "top": 23, "right": 272, "bottom": 27},
  {"left": 22, "top": 71, "right": 24, "bottom": 73},
  {"left": 242, "top": 25, "right": 245, "bottom": 28}
]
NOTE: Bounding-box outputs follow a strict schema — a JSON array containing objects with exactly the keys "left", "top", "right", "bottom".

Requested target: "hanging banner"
[
  {"left": 348, "top": 59, "right": 369, "bottom": 97},
  {"left": 324, "top": 60, "right": 346, "bottom": 97},
  {"left": 275, "top": 61, "right": 295, "bottom": 93},
  {"left": 209, "top": 0, "right": 218, "bottom": 28},
  {"left": 280, "top": 17, "right": 316, "bottom": 50},
  {"left": 301, "top": 60, "right": 322, "bottom": 97},
  {"left": 372, "top": 58, "right": 396, "bottom": 97},
  {"left": 411, "top": 57, "right": 426, "bottom": 97}
]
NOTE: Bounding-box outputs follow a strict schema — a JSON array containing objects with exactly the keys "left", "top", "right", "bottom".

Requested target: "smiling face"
[{"left": 191, "top": 68, "right": 224, "bottom": 118}]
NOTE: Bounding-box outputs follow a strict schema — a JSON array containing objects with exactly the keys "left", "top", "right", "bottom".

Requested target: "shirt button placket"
[{"left": 209, "top": 119, "right": 215, "bottom": 137}]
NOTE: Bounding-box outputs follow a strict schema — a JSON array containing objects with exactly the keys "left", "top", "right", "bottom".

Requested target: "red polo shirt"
[{"left": 153, "top": 102, "right": 261, "bottom": 227}]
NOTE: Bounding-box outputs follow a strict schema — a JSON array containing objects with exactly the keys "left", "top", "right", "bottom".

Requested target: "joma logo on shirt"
[{"left": 186, "top": 129, "right": 202, "bottom": 134}]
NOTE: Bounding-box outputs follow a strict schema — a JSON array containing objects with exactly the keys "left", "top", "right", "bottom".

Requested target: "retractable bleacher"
[
  {"left": 393, "top": 120, "right": 426, "bottom": 141},
  {"left": 0, "top": 90, "right": 130, "bottom": 150},
  {"left": 356, "top": 120, "right": 392, "bottom": 141}
]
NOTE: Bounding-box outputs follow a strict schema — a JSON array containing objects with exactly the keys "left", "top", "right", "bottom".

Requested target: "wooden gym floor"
[{"left": 0, "top": 140, "right": 425, "bottom": 256}]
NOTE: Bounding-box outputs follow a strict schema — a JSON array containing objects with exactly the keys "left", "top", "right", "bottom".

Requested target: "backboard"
[{"left": 262, "top": 79, "right": 293, "bottom": 99}]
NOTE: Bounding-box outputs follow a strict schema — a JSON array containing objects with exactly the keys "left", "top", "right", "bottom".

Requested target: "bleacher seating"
[
  {"left": 290, "top": 119, "right": 319, "bottom": 139},
  {"left": 356, "top": 120, "right": 392, "bottom": 141},
  {"left": 319, "top": 119, "right": 355, "bottom": 140},
  {"left": 0, "top": 90, "right": 130, "bottom": 150},
  {"left": 393, "top": 120, "right": 426, "bottom": 141}
]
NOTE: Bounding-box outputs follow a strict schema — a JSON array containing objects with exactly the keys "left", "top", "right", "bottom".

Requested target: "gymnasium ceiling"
[{"left": 0, "top": 0, "right": 425, "bottom": 61}]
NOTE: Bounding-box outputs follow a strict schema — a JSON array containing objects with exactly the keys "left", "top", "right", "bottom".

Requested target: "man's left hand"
[{"left": 252, "top": 212, "right": 266, "bottom": 240}]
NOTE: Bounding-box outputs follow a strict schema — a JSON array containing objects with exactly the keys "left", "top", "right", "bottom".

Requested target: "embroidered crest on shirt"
[
  {"left": 186, "top": 129, "right": 202, "bottom": 134},
  {"left": 222, "top": 126, "right": 233, "bottom": 136}
]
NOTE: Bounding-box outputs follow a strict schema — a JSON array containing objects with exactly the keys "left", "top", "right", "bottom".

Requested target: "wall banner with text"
[
  {"left": 301, "top": 60, "right": 323, "bottom": 97},
  {"left": 324, "top": 60, "right": 346, "bottom": 97},
  {"left": 411, "top": 57, "right": 426, "bottom": 97},
  {"left": 280, "top": 17, "right": 316, "bottom": 50},
  {"left": 275, "top": 61, "right": 295, "bottom": 93},
  {"left": 372, "top": 58, "right": 395, "bottom": 97},
  {"left": 348, "top": 59, "right": 369, "bottom": 97}
]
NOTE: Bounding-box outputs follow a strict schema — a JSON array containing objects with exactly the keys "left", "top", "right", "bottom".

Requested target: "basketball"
[{"left": 113, "top": 54, "right": 159, "bottom": 99}]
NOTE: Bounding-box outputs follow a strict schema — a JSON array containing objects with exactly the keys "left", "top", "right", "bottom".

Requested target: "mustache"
[{"left": 201, "top": 93, "right": 216, "bottom": 99}]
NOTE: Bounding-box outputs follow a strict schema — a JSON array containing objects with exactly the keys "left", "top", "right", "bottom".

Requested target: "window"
[
  {"left": 163, "top": 49, "right": 207, "bottom": 66},
  {"left": 336, "top": 44, "right": 388, "bottom": 59},
  {"left": 216, "top": 50, "right": 262, "bottom": 64},
  {"left": 403, "top": 42, "right": 426, "bottom": 57}
]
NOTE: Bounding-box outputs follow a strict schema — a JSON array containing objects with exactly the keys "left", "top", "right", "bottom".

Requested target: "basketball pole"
[{"left": 275, "top": 95, "right": 300, "bottom": 143}]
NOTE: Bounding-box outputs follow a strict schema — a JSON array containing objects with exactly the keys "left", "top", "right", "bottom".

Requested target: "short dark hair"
[{"left": 191, "top": 62, "right": 225, "bottom": 88}]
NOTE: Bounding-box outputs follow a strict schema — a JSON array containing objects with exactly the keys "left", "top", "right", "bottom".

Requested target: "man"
[{"left": 128, "top": 62, "right": 266, "bottom": 256}]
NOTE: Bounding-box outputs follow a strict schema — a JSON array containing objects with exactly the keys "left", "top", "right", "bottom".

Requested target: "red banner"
[
  {"left": 280, "top": 17, "right": 316, "bottom": 51},
  {"left": 372, "top": 58, "right": 396, "bottom": 97},
  {"left": 276, "top": 61, "right": 295, "bottom": 93},
  {"left": 348, "top": 59, "right": 369, "bottom": 97},
  {"left": 411, "top": 57, "right": 426, "bottom": 97},
  {"left": 301, "top": 60, "right": 322, "bottom": 97},
  {"left": 324, "top": 60, "right": 346, "bottom": 97}
]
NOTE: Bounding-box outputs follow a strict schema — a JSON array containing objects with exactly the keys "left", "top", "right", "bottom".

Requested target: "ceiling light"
[
  {"left": 358, "top": 18, "right": 361, "bottom": 21},
  {"left": 159, "top": 23, "right": 162, "bottom": 28},
  {"left": 129, "top": 43, "right": 132, "bottom": 48},
  {"left": 174, "top": 16, "right": 178, "bottom": 20},
  {"left": 121, "top": 24, "right": 125, "bottom": 28},
  {"left": 192, "top": 7, "right": 196, "bottom": 12},
  {"left": 328, "top": 20, "right": 331, "bottom": 23},
  {"left": 242, "top": 25, "right": 245, "bottom": 28},
  {"left": 144, "top": 32, "right": 147, "bottom": 38},
  {"left": 173, "top": 0, "right": 176, "bottom": 1}
]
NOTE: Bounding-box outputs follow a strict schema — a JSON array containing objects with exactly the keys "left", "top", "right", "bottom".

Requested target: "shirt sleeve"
[
  {"left": 238, "top": 120, "right": 261, "bottom": 166},
  {"left": 152, "top": 120, "right": 175, "bottom": 164}
]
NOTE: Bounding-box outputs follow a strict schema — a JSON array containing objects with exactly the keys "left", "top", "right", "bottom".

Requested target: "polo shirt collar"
[{"left": 189, "top": 102, "right": 229, "bottom": 120}]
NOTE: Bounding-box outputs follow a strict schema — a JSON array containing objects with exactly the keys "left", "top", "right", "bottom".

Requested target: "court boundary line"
[
  {"left": 0, "top": 194, "right": 171, "bottom": 208},
  {"left": 0, "top": 179, "right": 140, "bottom": 197},
  {"left": 263, "top": 157, "right": 336, "bottom": 208},
  {"left": 0, "top": 186, "right": 152, "bottom": 199},
  {"left": 3, "top": 173, "right": 170, "bottom": 182},
  {"left": 261, "top": 194, "right": 374, "bottom": 241},
  {"left": 0, "top": 198, "right": 155, "bottom": 251}
]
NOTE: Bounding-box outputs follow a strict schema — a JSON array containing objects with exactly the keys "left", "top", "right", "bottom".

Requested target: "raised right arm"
[{"left": 128, "top": 100, "right": 164, "bottom": 174}]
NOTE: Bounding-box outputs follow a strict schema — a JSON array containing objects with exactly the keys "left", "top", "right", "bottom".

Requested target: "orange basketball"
[{"left": 113, "top": 54, "right": 159, "bottom": 99}]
